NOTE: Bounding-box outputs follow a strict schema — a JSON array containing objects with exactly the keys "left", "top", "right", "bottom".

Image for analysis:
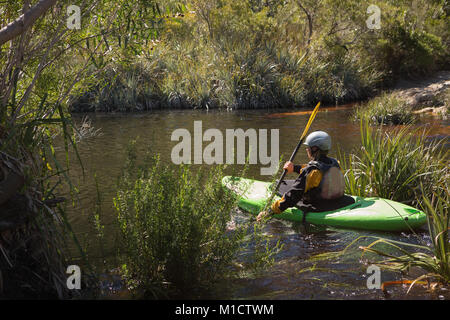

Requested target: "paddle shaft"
[
  {"left": 264, "top": 137, "right": 305, "bottom": 209},
  {"left": 263, "top": 101, "right": 321, "bottom": 212},
  {"left": 275, "top": 137, "right": 304, "bottom": 191}
]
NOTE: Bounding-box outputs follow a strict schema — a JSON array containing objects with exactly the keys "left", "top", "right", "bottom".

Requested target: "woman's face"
[{"left": 306, "top": 147, "right": 313, "bottom": 160}]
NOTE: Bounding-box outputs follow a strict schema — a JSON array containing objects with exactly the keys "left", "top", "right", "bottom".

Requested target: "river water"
[{"left": 59, "top": 106, "right": 449, "bottom": 299}]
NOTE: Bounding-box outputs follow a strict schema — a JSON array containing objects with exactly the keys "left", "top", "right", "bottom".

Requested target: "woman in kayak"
[{"left": 257, "top": 131, "right": 346, "bottom": 221}]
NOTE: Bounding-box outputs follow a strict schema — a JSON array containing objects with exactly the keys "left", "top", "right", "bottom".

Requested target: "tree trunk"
[{"left": 0, "top": 0, "right": 57, "bottom": 46}]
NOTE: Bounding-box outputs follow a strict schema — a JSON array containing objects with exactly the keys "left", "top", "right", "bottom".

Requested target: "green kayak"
[{"left": 222, "top": 176, "right": 427, "bottom": 232}]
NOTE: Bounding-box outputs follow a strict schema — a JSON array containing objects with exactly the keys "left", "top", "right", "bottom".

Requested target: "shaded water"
[{"left": 59, "top": 106, "right": 449, "bottom": 299}]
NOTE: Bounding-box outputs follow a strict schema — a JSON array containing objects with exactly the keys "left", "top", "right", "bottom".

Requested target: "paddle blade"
[{"left": 300, "top": 101, "right": 321, "bottom": 140}]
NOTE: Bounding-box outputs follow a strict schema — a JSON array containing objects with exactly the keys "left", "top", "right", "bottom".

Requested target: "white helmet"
[{"left": 304, "top": 131, "right": 331, "bottom": 151}]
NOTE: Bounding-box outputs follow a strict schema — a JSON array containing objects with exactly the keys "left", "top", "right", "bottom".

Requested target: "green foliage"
[
  {"left": 359, "top": 189, "right": 449, "bottom": 287},
  {"left": 61, "top": 0, "right": 450, "bottom": 112},
  {"left": 61, "top": 1, "right": 342, "bottom": 110},
  {"left": 4, "top": 1, "right": 449, "bottom": 114},
  {"left": 318, "top": 117, "right": 449, "bottom": 288},
  {"left": 376, "top": 22, "right": 446, "bottom": 78},
  {"left": 113, "top": 143, "right": 280, "bottom": 298},
  {"left": 354, "top": 93, "right": 415, "bottom": 125},
  {"left": 340, "top": 116, "right": 448, "bottom": 207},
  {"left": 0, "top": 0, "right": 174, "bottom": 297},
  {"left": 69, "top": 62, "right": 164, "bottom": 112}
]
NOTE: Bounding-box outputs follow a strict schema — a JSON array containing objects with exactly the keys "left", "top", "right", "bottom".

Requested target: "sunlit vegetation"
[
  {"left": 112, "top": 142, "right": 282, "bottom": 298},
  {"left": 69, "top": 0, "right": 450, "bottom": 111},
  {"left": 354, "top": 93, "right": 416, "bottom": 125},
  {"left": 340, "top": 116, "right": 448, "bottom": 207},
  {"left": 330, "top": 117, "right": 449, "bottom": 289},
  {"left": 0, "top": 0, "right": 448, "bottom": 298}
]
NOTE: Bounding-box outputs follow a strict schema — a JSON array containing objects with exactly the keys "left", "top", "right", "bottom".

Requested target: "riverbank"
[
  {"left": 353, "top": 71, "right": 449, "bottom": 124},
  {"left": 68, "top": 1, "right": 448, "bottom": 113},
  {"left": 69, "top": 68, "right": 450, "bottom": 117},
  {"left": 395, "top": 70, "right": 449, "bottom": 117}
]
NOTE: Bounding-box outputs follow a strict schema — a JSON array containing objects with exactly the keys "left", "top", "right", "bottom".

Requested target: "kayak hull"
[{"left": 222, "top": 176, "right": 427, "bottom": 232}]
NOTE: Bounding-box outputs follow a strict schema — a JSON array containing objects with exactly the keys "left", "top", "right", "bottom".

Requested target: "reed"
[
  {"left": 0, "top": 106, "right": 94, "bottom": 298},
  {"left": 341, "top": 116, "right": 448, "bottom": 207},
  {"left": 332, "top": 116, "right": 449, "bottom": 291},
  {"left": 360, "top": 188, "right": 449, "bottom": 288}
]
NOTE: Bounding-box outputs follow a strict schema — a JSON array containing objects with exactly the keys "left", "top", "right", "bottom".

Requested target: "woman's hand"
[
  {"left": 283, "top": 161, "right": 294, "bottom": 174},
  {"left": 256, "top": 210, "right": 271, "bottom": 222}
]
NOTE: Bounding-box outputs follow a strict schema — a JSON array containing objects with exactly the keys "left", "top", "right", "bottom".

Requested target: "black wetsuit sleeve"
[
  {"left": 293, "top": 165, "right": 303, "bottom": 174},
  {"left": 278, "top": 169, "right": 308, "bottom": 212}
]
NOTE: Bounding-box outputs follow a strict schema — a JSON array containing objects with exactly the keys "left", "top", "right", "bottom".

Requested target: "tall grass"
[
  {"left": 341, "top": 116, "right": 448, "bottom": 207},
  {"left": 360, "top": 188, "right": 449, "bottom": 288},
  {"left": 313, "top": 117, "right": 449, "bottom": 291},
  {"left": 70, "top": 37, "right": 382, "bottom": 112},
  {"left": 334, "top": 116, "right": 450, "bottom": 290},
  {"left": 113, "top": 143, "right": 280, "bottom": 298},
  {"left": 0, "top": 108, "right": 94, "bottom": 298},
  {"left": 354, "top": 93, "right": 415, "bottom": 125},
  {"left": 67, "top": 0, "right": 449, "bottom": 113},
  {"left": 69, "top": 0, "right": 392, "bottom": 112}
]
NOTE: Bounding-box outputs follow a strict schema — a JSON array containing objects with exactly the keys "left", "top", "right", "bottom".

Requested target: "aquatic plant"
[
  {"left": 360, "top": 188, "right": 449, "bottom": 289},
  {"left": 308, "top": 187, "right": 449, "bottom": 292},
  {"left": 0, "top": 0, "right": 168, "bottom": 297},
  {"left": 341, "top": 116, "right": 448, "bottom": 207},
  {"left": 330, "top": 116, "right": 449, "bottom": 292},
  {"left": 113, "top": 142, "right": 281, "bottom": 298},
  {"left": 354, "top": 93, "right": 415, "bottom": 125},
  {"left": 0, "top": 104, "right": 95, "bottom": 298}
]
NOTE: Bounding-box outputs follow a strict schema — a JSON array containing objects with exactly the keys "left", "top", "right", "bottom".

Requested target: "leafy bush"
[
  {"left": 113, "top": 142, "right": 280, "bottom": 298},
  {"left": 67, "top": 0, "right": 449, "bottom": 112},
  {"left": 354, "top": 93, "right": 415, "bottom": 125},
  {"left": 376, "top": 22, "right": 446, "bottom": 78}
]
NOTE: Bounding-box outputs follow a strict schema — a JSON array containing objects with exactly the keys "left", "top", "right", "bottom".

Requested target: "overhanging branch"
[{"left": 0, "top": 0, "right": 57, "bottom": 46}]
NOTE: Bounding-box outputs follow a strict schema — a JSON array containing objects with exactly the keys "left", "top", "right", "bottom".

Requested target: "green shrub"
[
  {"left": 354, "top": 93, "right": 415, "bottom": 125},
  {"left": 69, "top": 63, "right": 165, "bottom": 112},
  {"left": 377, "top": 22, "right": 446, "bottom": 78},
  {"left": 67, "top": 0, "right": 449, "bottom": 112},
  {"left": 113, "top": 143, "right": 280, "bottom": 298}
]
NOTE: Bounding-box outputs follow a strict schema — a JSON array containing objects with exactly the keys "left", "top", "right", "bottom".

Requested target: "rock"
[
  {"left": 393, "top": 71, "right": 450, "bottom": 109},
  {"left": 413, "top": 105, "right": 448, "bottom": 119},
  {"left": 412, "top": 107, "right": 435, "bottom": 114}
]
